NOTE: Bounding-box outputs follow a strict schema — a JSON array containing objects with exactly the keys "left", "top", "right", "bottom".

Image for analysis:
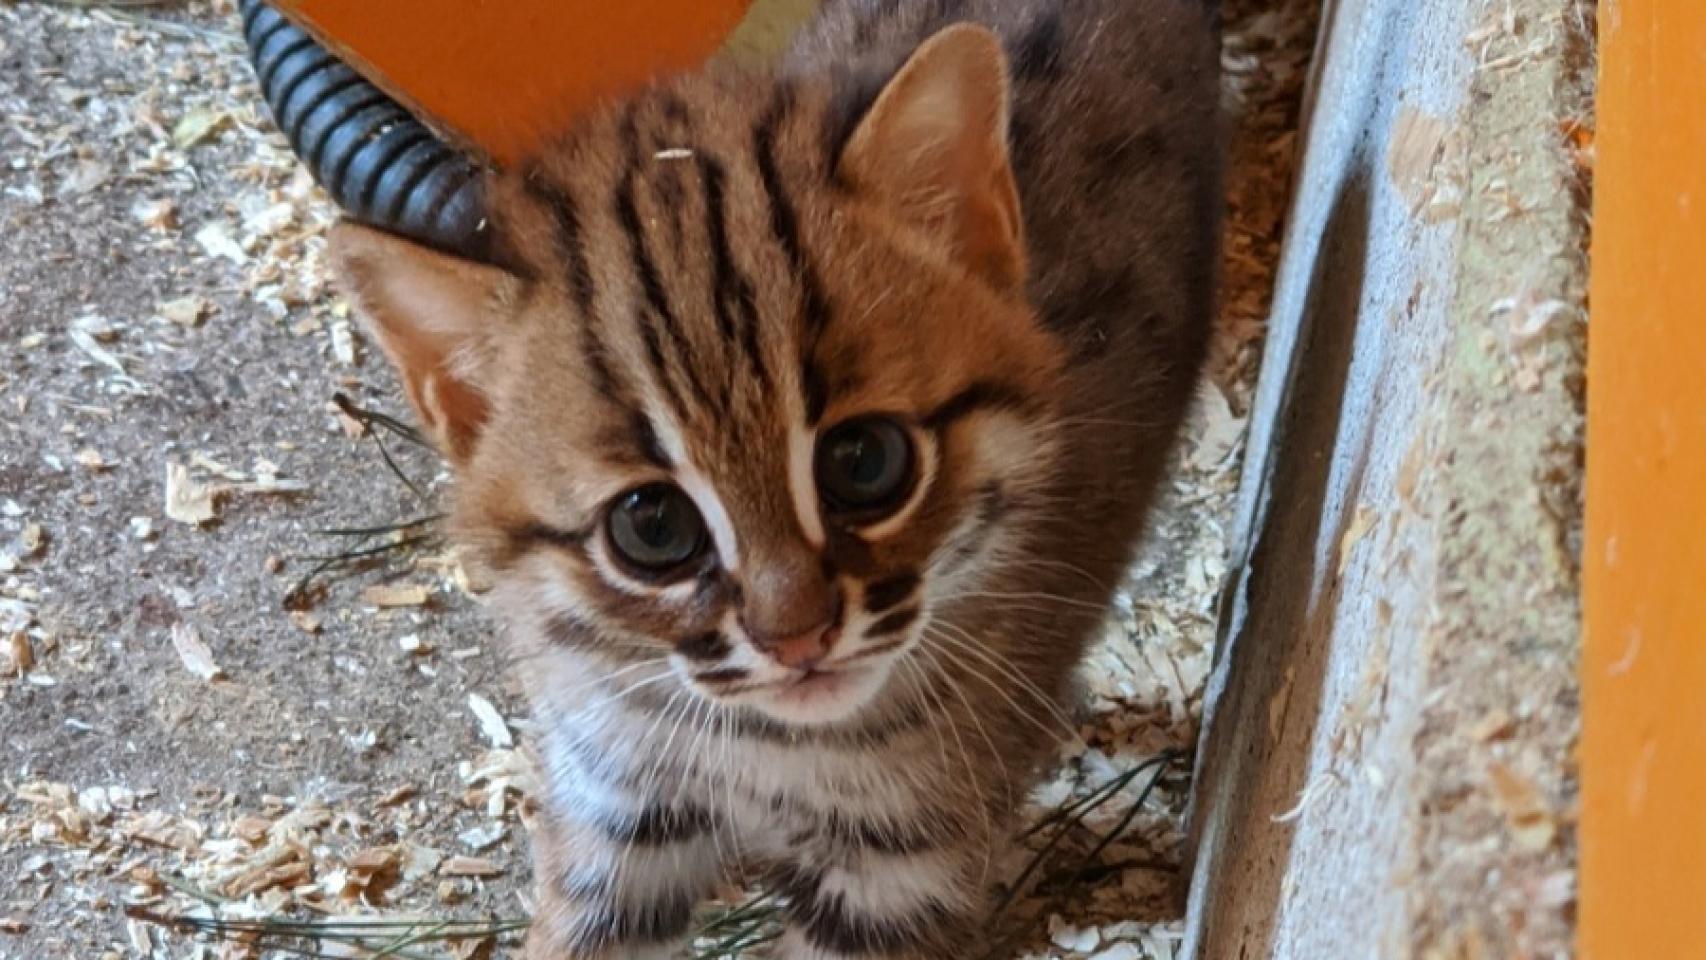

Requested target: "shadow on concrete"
[{"left": 1184, "top": 167, "right": 1373, "bottom": 958}]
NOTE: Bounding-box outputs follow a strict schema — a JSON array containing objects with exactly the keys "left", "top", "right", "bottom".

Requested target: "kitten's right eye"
[{"left": 605, "top": 484, "right": 707, "bottom": 576}]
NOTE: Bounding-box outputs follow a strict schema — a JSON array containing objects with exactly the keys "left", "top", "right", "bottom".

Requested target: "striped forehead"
[
  {"left": 498, "top": 82, "right": 845, "bottom": 546},
  {"left": 512, "top": 86, "right": 840, "bottom": 407}
]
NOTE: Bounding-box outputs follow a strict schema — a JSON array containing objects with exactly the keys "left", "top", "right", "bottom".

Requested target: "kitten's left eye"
[{"left": 815, "top": 417, "right": 915, "bottom": 517}]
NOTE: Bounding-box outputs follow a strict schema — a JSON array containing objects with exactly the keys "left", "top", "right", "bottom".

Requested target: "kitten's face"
[
  {"left": 462, "top": 176, "right": 1064, "bottom": 727},
  {"left": 335, "top": 26, "right": 1063, "bottom": 726}
]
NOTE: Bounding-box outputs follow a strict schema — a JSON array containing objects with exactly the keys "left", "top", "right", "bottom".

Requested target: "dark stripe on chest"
[
  {"left": 560, "top": 898, "right": 697, "bottom": 952},
  {"left": 599, "top": 802, "right": 715, "bottom": 846},
  {"left": 770, "top": 862, "right": 961, "bottom": 955}
]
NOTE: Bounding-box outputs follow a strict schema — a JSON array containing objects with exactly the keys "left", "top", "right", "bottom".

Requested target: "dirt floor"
[{"left": 0, "top": 1, "right": 1315, "bottom": 957}]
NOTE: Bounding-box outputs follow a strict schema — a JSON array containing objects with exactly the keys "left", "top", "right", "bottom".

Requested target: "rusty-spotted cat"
[{"left": 330, "top": 0, "right": 1221, "bottom": 956}]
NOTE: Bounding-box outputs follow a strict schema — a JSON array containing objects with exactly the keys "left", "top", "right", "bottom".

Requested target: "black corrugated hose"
[{"left": 238, "top": 0, "right": 490, "bottom": 260}]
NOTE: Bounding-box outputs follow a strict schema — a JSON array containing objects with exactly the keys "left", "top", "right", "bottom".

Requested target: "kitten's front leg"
[
  {"left": 524, "top": 799, "right": 722, "bottom": 960},
  {"left": 768, "top": 843, "right": 992, "bottom": 960}
]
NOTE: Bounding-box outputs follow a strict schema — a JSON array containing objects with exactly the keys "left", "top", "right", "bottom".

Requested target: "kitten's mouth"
[
  {"left": 704, "top": 644, "right": 906, "bottom": 725},
  {"left": 683, "top": 632, "right": 915, "bottom": 725},
  {"left": 767, "top": 661, "right": 875, "bottom": 711}
]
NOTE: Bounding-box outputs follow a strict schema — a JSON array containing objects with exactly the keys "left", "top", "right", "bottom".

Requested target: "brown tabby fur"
[{"left": 331, "top": 0, "right": 1221, "bottom": 956}]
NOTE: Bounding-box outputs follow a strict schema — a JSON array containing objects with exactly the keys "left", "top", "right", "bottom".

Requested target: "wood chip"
[
  {"left": 157, "top": 295, "right": 210, "bottom": 328},
  {"left": 1337, "top": 504, "right": 1379, "bottom": 575},
  {"left": 1487, "top": 762, "right": 1557, "bottom": 852},
  {"left": 172, "top": 106, "right": 230, "bottom": 148},
  {"left": 348, "top": 847, "right": 399, "bottom": 879},
  {"left": 5, "top": 632, "right": 33, "bottom": 676},
  {"left": 169, "top": 623, "right": 224, "bottom": 681},
  {"left": 0, "top": 918, "right": 29, "bottom": 934},
  {"left": 132, "top": 197, "right": 178, "bottom": 232},
  {"left": 1469, "top": 709, "right": 1515, "bottom": 742},
  {"left": 1387, "top": 105, "right": 1449, "bottom": 211},
  {"left": 69, "top": 325, "right": 129, "bottom": 379},
  {"left": 330, "top": 319, "right": 359, "bottom": 366},
  {"left": 125, "top": 811, "right": 204, "bottom": 853},
  {"left": 165, "top": 463, "right": 218, "bottom": 526},
  {"left": 60, "top": 158, "right": 111, "bottom": 197},
  {"left": 194, "top": 222, "right": 247, "bottom": 265},
  {"left": 362, "top": 584, "right": 431, "bottom": 608},
  {"left": 440, "top": 856, "right": 502, "bottom": 878},
  {"left": 11, "top": 523, "right": 46, "bottom": 563},
  {"left": 1188, "top": 381, "right": 1246, "bottom": 470},
  {"left": 376, "top": 784, "right": 417, "bottom": 807},
  {"left": 467, "top": 694, "right": 514, "bottom": 748},
  {"left": 231, "top": 816, "right": 272, "bottom": 844}
]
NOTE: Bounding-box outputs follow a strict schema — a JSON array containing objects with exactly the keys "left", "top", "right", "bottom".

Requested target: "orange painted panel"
[
  {"left": 271, "top": 0, "right": 754, "bottom": 165},
  {"left": 1581, "top": 1, "right": 1706, "bottom": 956}
]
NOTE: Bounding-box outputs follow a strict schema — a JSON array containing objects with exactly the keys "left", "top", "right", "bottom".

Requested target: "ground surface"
[{"left": 0, "top": 1, "right": 1312, "bottom": 957}]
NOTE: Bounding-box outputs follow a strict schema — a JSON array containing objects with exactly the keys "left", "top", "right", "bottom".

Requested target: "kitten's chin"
[{"left": 746, "top": 660, "right": 893, "bottom": 727}]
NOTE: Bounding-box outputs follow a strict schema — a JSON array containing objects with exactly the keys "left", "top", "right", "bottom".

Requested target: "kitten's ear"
[
  {"left": 328, "top": 223, "right": 515, "bottom": 465},
  {"left": 839, "top": 23, "right": 1025, "bottom": 291}
]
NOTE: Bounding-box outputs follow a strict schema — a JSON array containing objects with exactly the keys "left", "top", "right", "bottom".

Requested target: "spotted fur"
[{"left": 331, "top": 0, "right": 1220, "bottom": 956}]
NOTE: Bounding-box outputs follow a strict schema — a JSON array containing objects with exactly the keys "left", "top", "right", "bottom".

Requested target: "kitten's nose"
[
  {"left": 761, "top": 622, "right": 840, "bottom": 671},
  {"left": 740, "top": 550, "right": 842, "bottom": 670}
]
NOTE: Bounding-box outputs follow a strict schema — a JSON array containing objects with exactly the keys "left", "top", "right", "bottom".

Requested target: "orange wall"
[
  {"left": 1581, "top": 1, "right": 1706, "bottom": 956},
  {"left": 272, "top": 0, "right": 754, "bottom": 166}
]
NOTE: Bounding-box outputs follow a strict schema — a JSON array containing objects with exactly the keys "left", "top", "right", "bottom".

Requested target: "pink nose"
[{"left": 762, "top": 624, "right": 839, "bottom": 670}]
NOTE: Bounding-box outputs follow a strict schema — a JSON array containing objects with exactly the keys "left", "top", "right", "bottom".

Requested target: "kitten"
[{"left": 330, "top": 0, "right": 1221, "bottom": 956}]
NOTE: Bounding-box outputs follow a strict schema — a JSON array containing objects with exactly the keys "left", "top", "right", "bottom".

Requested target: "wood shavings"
[
  {"left": 466, "top": 694, "right": 514, "bottom": 748},
  {"left": 1050, "top": 916, "right": 1103, "bottom": 953},
  {"left": 1187, "top": 381, "right": 1246, "bottom": 470},
  {"left": 169, "top": 623, "right": 224, "bottom": 681},
  {"left": 123, "top": 810, "right": 205, "bottom": 854}
]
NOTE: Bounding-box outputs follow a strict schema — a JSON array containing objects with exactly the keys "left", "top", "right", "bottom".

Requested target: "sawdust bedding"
[{"left": 0, "top": 0, "right": 1316, "bottom": 956}]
